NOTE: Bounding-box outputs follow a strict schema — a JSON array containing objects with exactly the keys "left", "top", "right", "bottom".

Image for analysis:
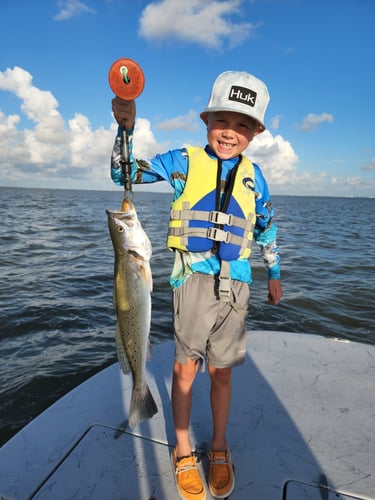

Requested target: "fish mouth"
[
  {"left": 106, "top": 198, "right": 135, "bottom": 214},
  {"left": 106, "top": 208, "right": 136, "bottom": 220}
]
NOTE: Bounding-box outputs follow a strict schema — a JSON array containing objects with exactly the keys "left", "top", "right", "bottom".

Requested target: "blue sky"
[{"left": 0, "top": 0, "right": 374, "bottom": 196}]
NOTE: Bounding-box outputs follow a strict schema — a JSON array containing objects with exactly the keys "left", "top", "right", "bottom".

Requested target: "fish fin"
[
  {"left": 141, "top": 264, "right": 153, "bottom": 292},
  {"left": 128, "top": 384, "right": 158, "bottom": 427},
  {"left": 147, "top": 341, "right": 153, "bottom": 361},
  {"left": 115, "top": 324, "right": 131, "bottom": 375}
]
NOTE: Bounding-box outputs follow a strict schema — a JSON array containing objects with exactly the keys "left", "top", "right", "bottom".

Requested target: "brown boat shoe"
[
  {"left": 173, "top": 449, "right": 206, "bottom": 500},
  {"left": 208, "top": 448, "right": 235, "bottom": 498}
]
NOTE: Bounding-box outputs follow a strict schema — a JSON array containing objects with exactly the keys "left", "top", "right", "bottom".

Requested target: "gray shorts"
[{"left": 173, "top": 274, "right": 250, "bottom": 370}]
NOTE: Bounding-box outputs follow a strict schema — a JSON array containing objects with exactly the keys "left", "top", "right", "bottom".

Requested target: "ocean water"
[{"left": 0, "top": 187, "right": 374, "bottom": 446}]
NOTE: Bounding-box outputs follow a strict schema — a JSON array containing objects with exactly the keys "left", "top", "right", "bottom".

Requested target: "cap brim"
[{"left": 202, "top": 106, "right": 265, "bottom": 132}]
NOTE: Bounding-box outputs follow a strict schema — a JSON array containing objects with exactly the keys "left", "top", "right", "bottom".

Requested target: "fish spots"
[{"left": 107, "top": 204, "right": 157, "bottom": 426}]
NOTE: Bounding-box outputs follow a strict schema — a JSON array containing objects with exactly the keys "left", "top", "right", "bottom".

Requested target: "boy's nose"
[{"left": 222, "top": 128, "right": 234, "bottom": 138}]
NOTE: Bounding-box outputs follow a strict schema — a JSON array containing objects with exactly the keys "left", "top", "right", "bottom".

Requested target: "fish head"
[{"left": 106, "top": 201, "right": 152, "bottom": 261}]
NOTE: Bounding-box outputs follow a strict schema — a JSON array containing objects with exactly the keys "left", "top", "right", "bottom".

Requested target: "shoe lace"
[
  {"left": 175, "top": 455, "right": 197, "bottom": 474},
  {"left": 211, "top": 451, "right": 229, "bottom": 465}
]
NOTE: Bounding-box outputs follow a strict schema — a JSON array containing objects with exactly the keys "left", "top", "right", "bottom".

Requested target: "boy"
[{"left": 111, "top": 71, "right": 282, "bottom": 500}]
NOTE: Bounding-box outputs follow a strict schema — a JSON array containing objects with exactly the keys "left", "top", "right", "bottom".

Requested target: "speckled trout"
[{"left": 107, "top": 200, "right": 157, "bottom": 427}]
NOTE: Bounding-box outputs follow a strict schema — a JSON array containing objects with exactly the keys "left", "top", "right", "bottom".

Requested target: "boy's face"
[{"left": 200, "top": 111, "right": 261, "bottom": 160}]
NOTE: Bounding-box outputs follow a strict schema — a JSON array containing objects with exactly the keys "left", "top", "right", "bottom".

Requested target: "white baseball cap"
[{"left": 203, "top": 71, "right": 270, "bottom": 131}]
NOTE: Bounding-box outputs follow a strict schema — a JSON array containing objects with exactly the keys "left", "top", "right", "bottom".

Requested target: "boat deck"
[{"left": 1, "top": 331, "right": 374, "bottom": 499}]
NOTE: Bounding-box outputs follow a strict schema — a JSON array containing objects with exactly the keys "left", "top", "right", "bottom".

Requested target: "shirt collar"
[{"left": 204, "top": 145, "right": 240, "bottom": 167}]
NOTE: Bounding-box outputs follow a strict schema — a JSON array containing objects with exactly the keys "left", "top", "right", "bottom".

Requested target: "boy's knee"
[
  {"left": 173, "top": 359, "right": 199, "bottom": 383},
  {"left": 208, "top": 366, "right": 232, "bottom": 385}
]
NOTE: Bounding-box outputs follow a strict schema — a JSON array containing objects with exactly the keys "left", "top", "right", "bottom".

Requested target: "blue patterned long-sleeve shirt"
[{"left": 111, "top": 127, "right": 280, "bottom": 289}]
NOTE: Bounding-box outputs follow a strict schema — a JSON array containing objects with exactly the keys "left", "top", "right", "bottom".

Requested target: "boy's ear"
[
  {"left": 252, "top": 122, "right": 265, "bottom": 137},
  {"left": 200, "top": 112, "right": 208, "bottom": 125}
]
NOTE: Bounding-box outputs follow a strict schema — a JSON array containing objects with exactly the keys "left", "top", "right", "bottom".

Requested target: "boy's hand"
[
  {"left": 112, "top": 96, "right": 136, "bottom": 129},
  {"left": 267, "top": 279, "right": 282, "bottom": 305}
]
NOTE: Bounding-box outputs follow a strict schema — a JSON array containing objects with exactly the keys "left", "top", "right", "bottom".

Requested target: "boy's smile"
[{"left": 200, "top": 110, "right": 260, "bottom": 160}]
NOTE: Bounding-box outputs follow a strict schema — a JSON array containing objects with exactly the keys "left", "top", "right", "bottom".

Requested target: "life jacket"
[{"left": 167, "top": 146, "right": 256, "bottom": 261}]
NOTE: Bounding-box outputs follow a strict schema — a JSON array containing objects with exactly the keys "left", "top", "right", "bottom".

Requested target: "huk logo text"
[{"left": 228, "top": 86, "right": 257, "bottom": 108}]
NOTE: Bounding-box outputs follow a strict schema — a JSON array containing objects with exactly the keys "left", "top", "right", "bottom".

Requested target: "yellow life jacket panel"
[{"left": 167, "top": 146, "right": 255, "bottom": 260}]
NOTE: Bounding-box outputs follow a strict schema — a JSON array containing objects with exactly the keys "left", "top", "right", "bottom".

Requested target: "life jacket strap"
[
  {"left": 218, "top": 262, "right": 249, "bottom": 316},
  {"left": 170, "top": 208, "right": 252, "bottom": 230},
  {"left": 168, "top": 225, "right": 254, "bottom": 250},
  {"left": 218, "top": 260, "right": 231, "bottom": 302}
]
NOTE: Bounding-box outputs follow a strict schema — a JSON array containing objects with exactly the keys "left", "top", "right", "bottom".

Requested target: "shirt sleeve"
[
  {"left": 253, "top": 163, "right": 281, "bottom": 280},
  {"left": 110, "top": 126, "right": 188, "bottom": 196},
  {"left": 111, "top": 126, "right": 163, "bottom": 185}
]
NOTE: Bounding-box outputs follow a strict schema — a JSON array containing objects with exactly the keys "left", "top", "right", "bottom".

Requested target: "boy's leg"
[
  {"left": 172, "top": 358, "right": 199, "bottom": 457},
  {"left": 208, "top": 365, "right": 232, "bottom": 451},
  {"left": 208, "top": 365, "right": 235, "bottom": 498},
  {"left": 172, "top": 359, "right": 206, "bottom": 500}
]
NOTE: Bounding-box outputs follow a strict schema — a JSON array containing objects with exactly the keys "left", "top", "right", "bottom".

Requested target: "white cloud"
[
  {"left": 362, "top": 157, "right": 375, "bottom": 171},
  {"left": 54, "top": 0, "right": 95, "bottom": 21},
  {"left": 0, "top": 66, "right": 65, "bottom": 142},
  {"left": 68, "top": 113, "right": 115, "bottom": 171},
  {"left": 245, "top": 130, "right": 375, "bottom": 196},
  {"left": 0, "top": 66, "right": 165, "bottom": 188},
  {"left": 332, "top": 175, "right": 361, "bottom": 187},
  {"left": 246, "top": 130, "right": 298, "bottom": 186},
  {"left": 0, "top": 67, "right": 67, "bottom": 168},
  {"left": 157, "top": 110, "right": 200, "bottom": 132},
  {"left": 269, "top": 114, "right": 282, "bottom": 130},
  {"left": 0, "top": 110, "right": 20, "bottom": 134},
  {"left": 298, "top": 112, "right": 334, "bottom": 131},
  {"left": 0, "top": 66, "right": 58, "bottom": 121},
  {"left": 133, "top": 117, "right": 170, "bottom": 158},
  {"left": 0, "top": 110, "right": 24, "bottom": 171},
  {"left": 139, "top": 0, "right": 256, "bottom": 49},
  {"left": 0, "top": 67, "right": 113, "bottom": 188}
]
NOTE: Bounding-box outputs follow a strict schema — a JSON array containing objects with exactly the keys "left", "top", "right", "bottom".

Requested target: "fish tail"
[{"left": 128, "top": 384, "right": 158, "bottom": 427}]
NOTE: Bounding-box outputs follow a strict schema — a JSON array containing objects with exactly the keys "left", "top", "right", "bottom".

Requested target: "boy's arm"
[
  {"left": 253, "top": 164, "right": 282, "bottom": 304},
  {"left": 268, "top": 279, "right": 282, "bottom": 305},
  {"left": 111, "top": 97, "right": 137, "bottom": 186},
  {"left": 110, "top": 97, "right": 170, "bottom": 186},
  {"left": 111, "top": 127, "right": 135, "bottom": 186},
  {"left": 255, "top": 226, "right": 282, "bottom": 304},
  {"left": 110, "top": 126, "right": 189, "bottom": 188}
]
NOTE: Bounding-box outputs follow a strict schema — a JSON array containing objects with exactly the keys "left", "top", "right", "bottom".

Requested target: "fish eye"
[{"left": 117, "top": 226, "right": 124, "bottom": 232}]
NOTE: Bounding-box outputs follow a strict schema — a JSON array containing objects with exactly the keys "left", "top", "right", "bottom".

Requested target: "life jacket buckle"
[
  {"left": 218, "top": 260, "right": 231, "bottom": 302},
  {"left": 208, "top": 211, "right": 232, "bottom": 226},
  {"left": 207, "top": 227, "right": 230, "bottom": 243},
  {"left": 218, "top": 275, "right": 231, "bottom": 301}
]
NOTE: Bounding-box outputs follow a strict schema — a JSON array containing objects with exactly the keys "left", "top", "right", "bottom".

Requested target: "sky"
[{"left": 0, "top": 0, "right": 374, "bottom": 196}]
